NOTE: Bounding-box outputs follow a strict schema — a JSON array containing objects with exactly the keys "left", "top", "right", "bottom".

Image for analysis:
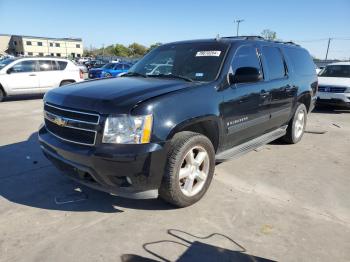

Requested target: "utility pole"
[
  {"left": 234, "top": 19, "right": 244, "bottom": 36},
  {"left": 325, "top": 38, "right": 331, "bottom": 61}
]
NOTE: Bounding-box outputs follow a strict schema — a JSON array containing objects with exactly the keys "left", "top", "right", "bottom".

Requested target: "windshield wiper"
[
  {"left": 121, "top": 72, "right": 148, "bottom": 78},
  {"left": 148, "top": 74, "right": 194, "bottom": 82}
]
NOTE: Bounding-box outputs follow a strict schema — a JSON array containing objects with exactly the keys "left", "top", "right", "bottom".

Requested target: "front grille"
[
  {"left": 44, "top": 103, "right": 100, "bottom": 146},
  {"left": 318, "top": 86, "right": 347, "bottom": 93}
]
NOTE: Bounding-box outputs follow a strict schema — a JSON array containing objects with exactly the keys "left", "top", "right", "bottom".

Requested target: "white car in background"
[
  {"left": 0, "top": 57, "right": 84, "bottom": 102},
  {"left": 317, "top": 62, "right": 350, "bottom": 107}
]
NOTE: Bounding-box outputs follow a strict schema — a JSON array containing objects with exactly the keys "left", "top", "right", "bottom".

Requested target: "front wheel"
[
  {"left": 282, "top": 103, "right": 307, "bottom": 144},
  {"left": 159, "top": 131, "right": 215, "bottom": 207}
]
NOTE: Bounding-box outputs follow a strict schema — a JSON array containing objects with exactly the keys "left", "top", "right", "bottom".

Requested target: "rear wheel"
[
  {"left": 282, "top": 103, "right": 307, "bottom": 144},
  {"left": 159, "top": 131, "right": 215, "bottom": 207},
  {"left": 105, "top": 73, "right": 112, "bottom": 78},
  {"left": 0, "top": 88, "right": 5, "bottom": 102}
]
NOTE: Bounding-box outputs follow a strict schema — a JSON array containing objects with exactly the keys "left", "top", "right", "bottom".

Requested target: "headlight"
[{"left": 102, "top": 114, "right": 153, "bottom": 144}]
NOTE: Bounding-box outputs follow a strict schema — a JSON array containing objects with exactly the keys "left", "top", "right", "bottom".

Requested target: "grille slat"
[
  {"left": 44, "top": 103, "right": 99, "bottom": 146},
  {"left": 44, "top": 103, "right": 99, "bottom": 124},
  {"left": 318, "top": 86, "right": 347, "bottom": 93}
]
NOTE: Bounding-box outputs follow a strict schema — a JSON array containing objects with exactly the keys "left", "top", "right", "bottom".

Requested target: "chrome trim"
[
  {"left": 45, "top": 103, "right": 100, "bottom": 124},
  {"left": 44, "top": 111, "right": 97, "bottom": 133},
  {"left": 44, "top": 103, "right": 100, "bottom": 146},
  {"left": 45, "top": 128, "right": 96, "bottom": 146}
]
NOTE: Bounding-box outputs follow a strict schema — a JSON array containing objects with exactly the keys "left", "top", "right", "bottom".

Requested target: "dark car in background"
[
  {"left": 84, "top": 60, "right": 107, "bottom": 70},
  {"left": 39, "top": 36, "right": 317, "bottom": 207},
  {"left": 88, "top": 62, "right": 131, "bottom": 79}
]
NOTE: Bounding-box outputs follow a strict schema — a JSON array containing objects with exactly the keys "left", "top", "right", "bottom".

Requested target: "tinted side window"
[
  {"left": 284, "top": 48, "right": 315, "bottom": 76},
  {"left": 115, "top": 64, "right": 123, "bottom": 70},
  {"left": 262, "top": 46, "right": 286, "bottom": 80},
  {"left": 232, "top": 46, "right": 262, "bottom": 76},
  {"left": 39, "top": 60, "right": 53, "bottom": 71},
  {"left": 11, "top": 60, "right": 36, "bottom": 73},
  {"left": 57, "top": 61, "right": 68, "bottom": 70},
  {"left": 123, "top": 64, "right": 130, "bottom": 70}
]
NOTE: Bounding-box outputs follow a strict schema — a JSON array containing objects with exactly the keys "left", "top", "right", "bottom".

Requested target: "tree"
[
  {"left": 114, "top": 44, "right": 130, "bottom": 57},
  {"left": 148, "top": 42, "right": 162, "bottom": 52},
  {"left": 128, "top": 43, "right": 148, "bottom": 57},
  {"left": 261, "top": 29, "right": 277, "bottom": 40}
]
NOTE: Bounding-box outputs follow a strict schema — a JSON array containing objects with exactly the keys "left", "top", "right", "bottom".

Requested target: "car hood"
[
  {"left": 44, "top": 77, "right": 197, "bottom": 114},
  {"left": 318, "top": 77, "right": 350, "bottom": 87}
]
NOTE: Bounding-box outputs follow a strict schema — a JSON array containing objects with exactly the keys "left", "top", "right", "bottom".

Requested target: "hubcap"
[
  {"left": 179, "top": 146, "right": 209, "bottom": 197},
  {"left": 294, "top": 109, "right": 305, "bottom": 139}
]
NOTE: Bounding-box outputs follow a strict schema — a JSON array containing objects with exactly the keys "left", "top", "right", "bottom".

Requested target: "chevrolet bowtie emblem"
[{"left": 53, "top": 116, "right": 67, "bottom": 127}]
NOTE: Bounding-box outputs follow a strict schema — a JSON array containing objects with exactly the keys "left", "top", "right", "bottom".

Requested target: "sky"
[{"left": 0, "top": 0, "right": 349, "bottom": 60}]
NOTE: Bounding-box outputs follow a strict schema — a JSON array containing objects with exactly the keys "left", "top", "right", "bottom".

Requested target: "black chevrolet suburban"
[{"left": 39, "top": 36, "right": 317, "bottom": 207}]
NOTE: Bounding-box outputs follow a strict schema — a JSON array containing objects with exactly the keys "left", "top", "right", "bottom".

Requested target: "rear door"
[
  {"left": 260, "top": 46, "right": 294, "bottom": 129},
  {"left": 38, "top": 60, "right": 62, "bottom": 90},
  {"left": 4, "top": 60, "right": 40, "bottom": 93},
  {"left": 221, "top": 45, "right": 271, "bottom": 149}
]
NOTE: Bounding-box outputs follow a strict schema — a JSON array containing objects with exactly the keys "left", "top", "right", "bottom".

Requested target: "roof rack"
[
  {"left": 220, "top": 35, "right": 265, "bottom": 40},
  {"left": 218, "top": 35, "right": 300, "bottom": 46}
]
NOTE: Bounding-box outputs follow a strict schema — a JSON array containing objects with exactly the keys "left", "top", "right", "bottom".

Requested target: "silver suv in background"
[
  {"left": 0, "top": 57, "right": 84, "bottom": 102},
  {"left": 317, "top": 62, "right": 350, "bottom": 108}
]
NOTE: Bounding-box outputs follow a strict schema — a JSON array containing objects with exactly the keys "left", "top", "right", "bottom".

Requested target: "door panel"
[
  {"left": 38, "top": 60, "right": 62, "bottom": 90},
  {"left": 221, "top": 45, "right": 270, "bottom": 150},
  {"left": 221, "top": 82, "right": 271, "bottom": 149},
  {"left": 5, "top": 60, "right": 40, "bottom": 93},
  {"left": 260, "top": 46, "right": 295, "bottom": 129}
]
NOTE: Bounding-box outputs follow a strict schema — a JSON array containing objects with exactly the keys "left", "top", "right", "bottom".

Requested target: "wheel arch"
[
  {"left": 166, "top": 116, "right": 221, "bottom": 153},
  {"left": 59, "top": 79, "right": 76, "bottom": 86},
  {"left": 0, "top": 82, "right": 6, "bottom": 96},
  {"left": 297, "top": 91, "right": 312, "bottom": 113}
]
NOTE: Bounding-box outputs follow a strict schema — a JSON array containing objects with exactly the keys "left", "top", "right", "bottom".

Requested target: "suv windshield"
[
  {"left": 319, "top": 65, "right": 350, "bottom": 78},
  {"left": 0, "top": 58, "right": 15, "bottom": 70},
  {"left": 128, "top": 42, "right": 229, "bottom": 82}
]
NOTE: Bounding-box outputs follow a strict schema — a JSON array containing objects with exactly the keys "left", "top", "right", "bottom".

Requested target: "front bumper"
[
  {"left": 38, "top": 126, "right": 169, "bottom": 199},
  {"left": 317, "top": 92, "right": 350, "bottom": 107}
]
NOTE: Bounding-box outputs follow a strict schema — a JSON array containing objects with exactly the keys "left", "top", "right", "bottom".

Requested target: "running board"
[{"left": 215, "top": 125, "right": 287, "bottom": 162}]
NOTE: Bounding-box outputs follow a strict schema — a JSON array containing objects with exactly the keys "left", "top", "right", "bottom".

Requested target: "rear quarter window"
[
  {"left": 57, "top": 61, "right": 68, "bottom": 70},
  {"left": 284, "top": 47, "right": 315, "bottom": 76}
]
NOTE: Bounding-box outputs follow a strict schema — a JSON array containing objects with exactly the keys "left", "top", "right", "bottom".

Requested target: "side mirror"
[
  {"left": 6, "top": 68, "right": 13, "bottom": 74},
  {"left": 230, "top": 67, "right": 261, "bottom": 84}
]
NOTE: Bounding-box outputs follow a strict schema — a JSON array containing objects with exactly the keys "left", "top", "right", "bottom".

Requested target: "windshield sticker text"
[{"left": 196, "top": 51, "right": 221, "bottom": 57}]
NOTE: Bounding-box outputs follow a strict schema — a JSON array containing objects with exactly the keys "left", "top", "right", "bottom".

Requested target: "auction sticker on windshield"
[{"left": 196, "top": 51, "right": 221, "bottom": 57}]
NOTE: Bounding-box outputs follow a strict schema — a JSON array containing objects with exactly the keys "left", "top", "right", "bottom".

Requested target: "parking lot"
[{"left": 0, "top": 97, "right": 349, "bottom": 262}]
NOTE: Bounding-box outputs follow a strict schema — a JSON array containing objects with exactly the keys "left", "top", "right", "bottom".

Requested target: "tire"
[
  {"left": 159, "top": 131, "right": 215, "bottom": 207},
  {"left": 282, "top": 103, "right": 307, "bottom": 144},
  {"left": 105, "top": 73, "right": 112, "bottom": 78},
  {"left": 0, "top": 88, "right": 4, "bottom": 102},
  {"left": 59, "top": 80, "right": 74, "bottom": 86}
]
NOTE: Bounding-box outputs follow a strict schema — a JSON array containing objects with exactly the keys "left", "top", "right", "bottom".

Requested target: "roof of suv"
[{"left": 163, "top": 36, "right": 300, "bottom": 47}]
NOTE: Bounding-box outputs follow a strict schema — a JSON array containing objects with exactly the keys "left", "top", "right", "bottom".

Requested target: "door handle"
[{"left": 29, "top": 74, "right": 36, "bottom": 76}]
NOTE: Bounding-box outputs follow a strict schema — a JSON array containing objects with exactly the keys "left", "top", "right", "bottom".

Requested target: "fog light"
[{"left": 126, "top": 176, "right": 133, "bottom": 185}]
